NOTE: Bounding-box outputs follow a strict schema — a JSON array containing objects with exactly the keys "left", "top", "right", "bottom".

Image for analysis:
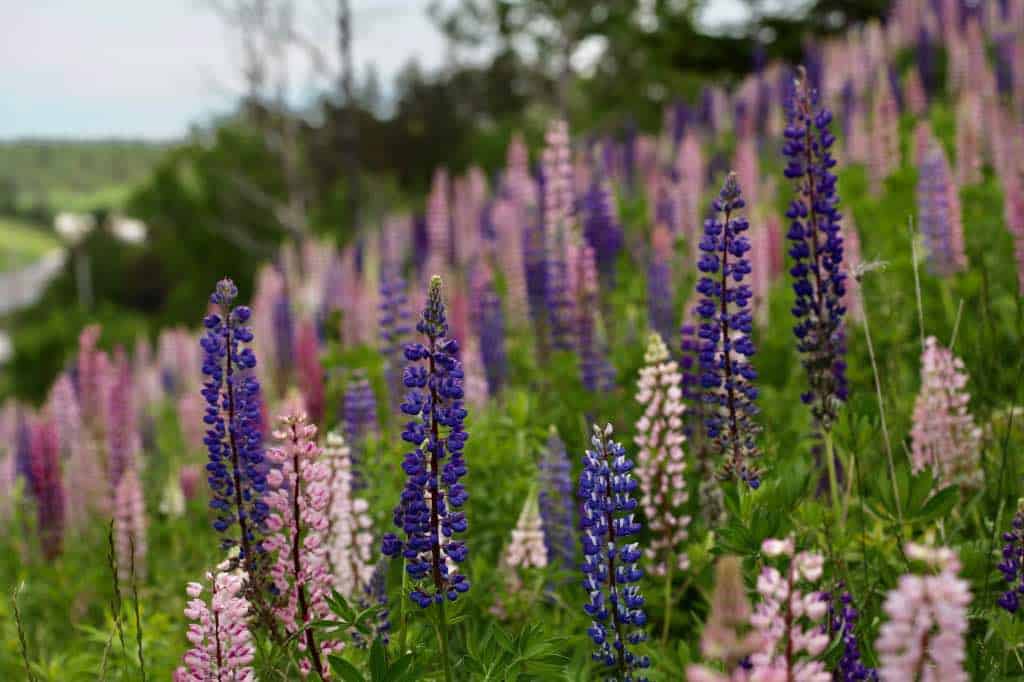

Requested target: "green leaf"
[
  {"left": 369, "top": 638, "right": 387, "bottom": 680},
  {"left": 915, "top": 485, "right": 959, "bottom": 522},
  {"left": 329, "top": 655, "right": 366, "bottom": 682}
]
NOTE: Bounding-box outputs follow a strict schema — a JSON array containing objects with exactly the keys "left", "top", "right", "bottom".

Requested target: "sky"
[
  {"left": 0, "top": 1, "right": 748, "bottom": 140},
  {"left": 0, "top": 1, "right": 450, "bottom": 140}
]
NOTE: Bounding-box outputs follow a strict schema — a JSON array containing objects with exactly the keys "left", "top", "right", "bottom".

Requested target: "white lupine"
[
  {"left": 324, "top": 431, "right": 375, "bottom": 598},
  {"left": 634, "top": 332, "right": 691, "bottom": 576},
  {"left": 503, "top": 494, "right": 548, "bottom": 570}
]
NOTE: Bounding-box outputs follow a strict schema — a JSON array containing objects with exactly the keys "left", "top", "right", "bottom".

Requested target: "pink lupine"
[
  {"left": 48, "top": 373, "right": 103, "bottom": 525},
  {"left": 875, "top": 543, "right": 970, "bottom": 682},
  {"left": 955, "top": 90, "right": 983, "bottom": 186},
  {"left": 107, "top": 349, "right": 140, "bottom": 492},
  {"left": 869, "top": 69, "right": 900, "bottom": 195},
  {"left": 904, "top": 63, "right": 928, "bottom": 116},
  {"left": 114, "top": 465, "right": 147, "bottom": 584},
  {"left": 295, "top": 319, "right": 324, "bottom": 426},
  {"left": 175, "top": 565, "right": 256, "bottom": 682},
  {"left": 910, "top": 336, "right": 981, "bottom": 488},
  {"left": 634, "top": 332, "right": 690, "bottom": 578},
  {"left": 263, "top": 413, "right": 339, "bottom": 677},
  {"left": 29, "top": 418, "right": 65, "bottom": 560},
  {"left": 674, "top": 131, "right": 705, "bottom": 253},
  {"left": 491, "top": 197, "right": 530, "bottom": 327},
  {"left": 323, "top": 431, "right": 374, "bottom": 599},
  {"left": 177, "top": 391, "right": 206, "bottom": 454},
  {"left": 747, "top": 538, "right": 830, "bottom": 681},
  {"left": 425, "top": 167, "right": 452, "bottom": 276},
  {"left": 77, "top": 324, "right": 112, "bottom": 429},
  {"left": 845, "top": 99, "right": 869, "bottom": 165}
]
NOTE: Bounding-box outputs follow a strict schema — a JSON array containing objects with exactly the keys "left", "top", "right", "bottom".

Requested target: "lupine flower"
[
  {"left": 295, "top": 320, "right": 325, "bottom": 425},
  {"left": 695, "top": 172, "right": 761, "bottom": 487},
  {"left": 955, "top": 90, "right": 983, "bottom": 186},
  {"left": 904, "top": 67, "right": 928, "bottom": 116},
  {"left": 491, "top": 198, "right": 531, "bottom": 328},
  {"left": 998, "top": 504, "right": 1024, "bottom": 613},
  {"left": 28, "top": 418, "right": 65, "bottom": 560},
  {"left": 271, "top": 286, "right": 295, "bottom": 393},
  {"left": 826, "top": 586, "right": 877, "bottom": 681},
  {"left": 748, "top": 538, "right": 830, "bottom": 681},
  {"left": 180, "top": 465, "right": 201, "bottom": 501},
  {"left": 542, "top": 119, "right": 577, "bottom": 352},
  {"left": 107, "top": 350, "right": 140, "bottom": 491},
  {"left": 263, "top": 413, "right": 339, "bottom": 676},
  {"left": 365, "top": 560, "right": 392, "bottom": 645},
  {"left": 875, "top": 543, "right": 970, "bottom": 682},
  {"left": 174, "top": 565, "right": 256, "bottom": 682},
  {"left": 648, "top": 224, "right": 676, "bottom": 345},
  {"left": 869, "top": 69, "right": 900, "bottom": 195},
  {"left": 538, "top": 426, "right": 575, "bottom": 569},
  {"left": 910, "top": 336, "right": 981, "bottom": 488},
  {"left": 342, "top": 373, "right": 379, "bottom": 457},
  {"left": 782, "top": 68, "right": 849, "bottom": 430},
  {"left": 114, "top": 465, "right": 147, "bottom": 584},
  {"left": 471, "top": 267, "right": 508, "bottom": 396},
  {"left": 381, "top": 276, "right": 471, "bottom": 607},
  {"left": 917, "top": 145, "right": 968, "bottom": 277},
  {"left": 200, "top": 278, "right": 269, "bottom": 565},
  {"left": 675, "top": 132, "right": 705, "bottom": 255},
  {"left": 686, "top": 556, "right": 762, "bottom": 681},
  {"left": 634, "top": 333, "right": 690, "bottom": 577},
  {"left": 579, "top": 423, "right": 650, "bottom": 679},
  {"left": 503, "top": 492, "right": 548, "bottom": 570},
  {"left": 76, "top": 324, "right": 111, "bottom": 428},
  {"left": 576, "top": 243, "right": 615, "bottom": 392},
  {"left": 582, "top": 178, "right": 624, "bottom": 286},
  {"left": 49, "top": 373, "right": 103, "bottom": 525},
  {"left": 425, "top": 168, "right": 452, "bottom": 275},
  {"left": 323, "top": 431, "right": 374, "bottom": 599},
  {"left": 380, "top": 266, "right": 413, "bottom": 399}
]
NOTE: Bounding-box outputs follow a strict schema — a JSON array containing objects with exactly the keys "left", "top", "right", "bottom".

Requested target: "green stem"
[
  {"left": 436, "top": 598, "right": 454, "bottom": 682},
  {"left": 824, "top": 431, "right": 843, "bottom": 530},
  {"left": 660, "top": 562, "right": 674, "bottom": 646}
]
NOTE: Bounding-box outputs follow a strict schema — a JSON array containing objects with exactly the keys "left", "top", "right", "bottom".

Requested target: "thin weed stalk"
[{"left": 11, "top": 582, "right": 37, "bottom": 682}]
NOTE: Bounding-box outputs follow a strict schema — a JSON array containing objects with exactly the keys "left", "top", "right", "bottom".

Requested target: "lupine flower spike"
[
  {"left": 826, "top": 585, "right": 877, "bottom": 680},
  {"left": 200, "top": 279, "right": 269, "bottom": 568},
  {"left": 685, "top": 556, "right": 762, "bottom": 682},
  {"left": 579, "top": 423, "right": 650, "bottom": 681},
  {"left": 324, "top": 431, "right": 374, "bottom": 599},
  {"left": 503, "top": 491, "right": 548, "bottom": 571},
  {"left": 634, "top": 332, "right": 690, "bottom": 578},
  {"left": 910, "top": 336, "right": 981, "bottom": 488},
  {"left": 782, "top": 67, "right": 848, "bottom": 430},
  {"left": 538, "top": 426, "right": 575, "bottom": 569},
  {"left": 748, "top": 538, "right": 830, "bottom": 681},
  {"left": 998, "top": 502, "right": 1024, "bottom": 614},
  {"left": 382, "top": 275, "right": 471, "bottom": 606},
  {"left": 695, "top": 172, "right": 761, "bottom": 487},
  {"left": 263, "top": 413, "right": 339, "bottom": 677},
  {"left": 875, "top": 543, "right": 970, "bottom": 681},
  {"left": 174, "top": 564, "right": 256, "bottom": 682}
]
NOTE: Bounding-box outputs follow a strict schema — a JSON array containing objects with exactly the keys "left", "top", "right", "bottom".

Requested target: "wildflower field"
[{"left": 6, "top": 1, "right": 1024, "bottom": 680}]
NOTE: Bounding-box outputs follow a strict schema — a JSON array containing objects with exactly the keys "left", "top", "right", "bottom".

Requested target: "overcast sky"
[{"left": 0, "top": 1, "right": 748, "bottom": 140}]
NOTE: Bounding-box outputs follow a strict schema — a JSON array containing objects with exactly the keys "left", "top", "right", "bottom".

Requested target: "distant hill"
[{"left": 0, "top": 138, "right": 170, "bottom": 215}]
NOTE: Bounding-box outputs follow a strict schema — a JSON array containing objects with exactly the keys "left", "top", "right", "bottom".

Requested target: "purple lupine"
[
  {"left": 271, "top": 286, "right": 295, "bottom": 389},
  {"left": 917, "top": 145, "right": 968, "bottom": 277},
  {"left": 782, "top": 68, "right": 849, "bottom": 430},
  {"left": 695, "top": 173, "right": 761, "bottom": 488},
  {"left": 28, "top": 417, "right": 65, "bottom": 560},
  {"left": 998, "top": 507, "right": 1024, "bottom": 613},
  {"left": 343, "top": 374, "right": 379, "bottom": 451},
  {"left": 542, "top": 119, "right": 577, "bottom": 352},
  {"left": 579, "top": 423, "right": 650, "bottom": 679},
  {"left": 473, "top": 276, "right": 507, "bottom": 396},
  {"left": 827, "top": 587, "right": 878, "bottom": 681},
  {"left": 107, "top": 351, "right": 139, "bottom": 491},
  {"left": 379, "top": 266, "right": 413, "bottom": 399},
  {"left": 538, "top": 427, "right": 575, "bottom": 569},
  {"left": 576, "top": 243, "right": 614, "bottom": 392},
  {"left": 381, "top": 276, "right": 471, "bottom": 607},
  {"left": 200, "top": 278, "right": 269, "bottom": 566},
  {"left": 582, "top": 178, "right": 624, "bottom": 287}
]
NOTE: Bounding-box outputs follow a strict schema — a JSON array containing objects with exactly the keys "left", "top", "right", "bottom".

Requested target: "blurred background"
[{"left": 1, "top": 0, "right": 888, "bottom": 403}]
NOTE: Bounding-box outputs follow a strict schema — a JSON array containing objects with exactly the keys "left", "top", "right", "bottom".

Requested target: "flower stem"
[
  {"left": 660, "top": 561, "right": 674, "bottom": 646},
  {"left": 824, "top": 431, "right": 843, "bottom": 530},
  {"left": 436, "top": 598, "right": 454, "bottom": 682},
  {"left": 398, "top": 561, "right": 408, "bottom": 653}
]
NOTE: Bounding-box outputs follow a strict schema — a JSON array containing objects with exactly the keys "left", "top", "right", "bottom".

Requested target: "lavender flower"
[
  {"left": 783, "top": 67, "right": 849, "bottom": 430},
  {"left": 579, "top": 423, "right": 650, "bottom": 679},
  {"left": 538, "top": 427, "right": 575, "bottom": 569},
  {"left": 381, "top": 276, "right": 471, "bottom": 607},
  {"left": 200, "top": 278, "right": 269, "bottom": 566},
  {"left": 695, "top": 173, "right": 761, "bottom": 487}
]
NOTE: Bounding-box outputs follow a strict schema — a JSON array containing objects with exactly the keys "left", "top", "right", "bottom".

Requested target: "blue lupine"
[
  {"left": 343, "top": 373, "right": 379, "bottom": 450},
  {"left": 381, "top": 276, "right": 471, "bottom": 606},
  {"left": 827, "top": 587, "right": 878, "bottom": 681},
  {"left": 379, "top": 266, "right": 413, "bottom": 398},
  {"left": 473, "top": 279, "right": 507, "bottom": 396},
  {"left": 538, "top": 427, "right": 575, "bottom": 569},
  {"left": 199, "top": 278, "right": 269, "bottom": 565},
  {"left": 782, "top": 68, "right": 849, "bottom": 429},
  {"left": 695, "top": 173, "right": 761, "bottom": 487},
  {"left": 579, "top": 423, "right": 650, "bottom": 681},
  {"left": 998, "top": 508, "right": 1024, "bottom": 614}
]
